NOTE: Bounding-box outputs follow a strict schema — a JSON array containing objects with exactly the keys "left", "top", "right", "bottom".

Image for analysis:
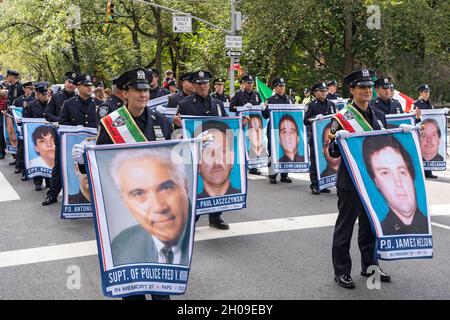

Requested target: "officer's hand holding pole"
[
  {"left": 414, "top": 107, "right": 421, "bottom": 119},
  {"left": 173, "top": 114, "right": 182, "bottom": 127},
  {"left": 335, "top": 130, "right": 351, "bottom": 140}
]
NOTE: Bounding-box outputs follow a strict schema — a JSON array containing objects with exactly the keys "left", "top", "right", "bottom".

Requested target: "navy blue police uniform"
[
  {"left": 44, "top": 72, "right": 78, "bottom": 122},
  {"left": 262, "top": 77, "right": 293, "bottom": 183},
  {"left": 176, "top": 70, "right": 230, "bottom": 230},
  {"left": 329, "top": 69, "right": 391, "bottom": 289},
  {"left": 43, "top": 75, "right": 101, "bottom": 206},
  {"left": 166, "top": 73, "right": 192, "bottom": 109},
  {"left": 304, "top": 82, "right": 336, "bottom": 194},
  {"left": 24, "top": 82, "right": 51, "bottom": 189}
]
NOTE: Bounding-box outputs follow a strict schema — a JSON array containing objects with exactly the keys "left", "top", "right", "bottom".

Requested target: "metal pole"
[{"left": 229, "top": 0, "right": 236, "bottom": 97}]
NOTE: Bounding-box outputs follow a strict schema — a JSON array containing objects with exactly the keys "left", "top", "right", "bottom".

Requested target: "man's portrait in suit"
[
  {"left": 420, "top": 118, "right": 443, "bottom": 161},
  {"left": 109, "top": 147, "right": 191, "bottom": 266},
  {"left": 197, "top": 120, "right": 241, "bottom": 198},
  {"left": 278, "top": 114, "right": 304, "bottom": 163},
  {"left": 362, "top": 135, "right": 429, "bottom": 235}
]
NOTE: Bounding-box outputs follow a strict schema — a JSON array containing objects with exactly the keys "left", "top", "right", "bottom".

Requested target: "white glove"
[
  {"left": 399, "top": 124, "right": 415, "bottom": 133},
  {"left": 335, "top": 130, "right": 351, "bottom": 140},
  {"left": 243, "top": 103, "right": 253, "bottom": 109},
  {"left": 316, "top": 114, "right": 324, "bottom": 121},
  {"left": 72, "top": 139, "right": 95, "bottom": 165},
  {"left": 443, "top": 107, "right": 448, "bottom": 115},
  {"left": 155, "top": 105, "right": 166, "bottom": 114},
  {"left": 72, "top": 144, "right": 85, "bottom": 165}
]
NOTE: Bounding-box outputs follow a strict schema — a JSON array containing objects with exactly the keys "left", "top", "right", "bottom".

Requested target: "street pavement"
[{"left": 1, "top": 149, "right": 450, "bottom": 300}]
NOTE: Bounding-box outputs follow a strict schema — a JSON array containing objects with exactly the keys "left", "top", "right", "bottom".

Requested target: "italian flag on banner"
[
  {"left": 256, "top": 77, "right": 273, "bottom": 102},
  {"left": 393, "top": 90, "right": 415, "bottom": 112},
  {"left": 333, "top": 105, "right": 373, "bottom": 133},
  {"left": 101, "top": 107, "right": 147, "bottom": 144}
]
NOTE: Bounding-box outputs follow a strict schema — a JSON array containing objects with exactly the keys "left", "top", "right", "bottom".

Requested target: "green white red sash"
[
  {"left": 333, "top": 104, "right": 373, "bottom": 133},
  {"left": 101, "top": 106, "right": 147, "bottom": 144}
]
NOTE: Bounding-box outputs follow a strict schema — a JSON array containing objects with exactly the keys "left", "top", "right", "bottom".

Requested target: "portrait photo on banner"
[
  {"left": 60, "top": 126, "right": 97, "bottom": 219},
  {"left": 3, "top": 114, "right": 18, "bottom": 154},
  {"left": 270, "top": 107, "right": 308, "bottom": 173},
  {"left": 23, "top": 119, "right": 55, "bottom": 178},
  {"left": 182, "top": 116, "right": 247, "bottom": 215},
  {"left": 419, "top": 110, "right": 448, "bottom": 170},
  {"left": 86, "top": 140, "right": 198, "bottom": 297},
  {"left": 242, "top": 108, "right": 269, "bottom": 169},
  {"left": 312, "top": 115, "right": 340, "bottom": 189},
  {"left": 338, "top": 128, "right": 432, "bottom": 260}
]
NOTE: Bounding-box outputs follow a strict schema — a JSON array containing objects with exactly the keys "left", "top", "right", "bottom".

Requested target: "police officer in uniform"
[
  {"left": 229, "top": 74, "right": 261, "bottom": 175},
  {"left": 263, "top": 77, "right": 293, "bottom": 184},
  {"left": 173, "top": 70, "right": 230, "bottom": 230},
  {"left": 329, "top": 69, "right": 391, "bottom": 289},
  {"left": 96, "top": 76, "right": 125, "bottom": 121},
  {"left": 23, "top": 82, "right": 51, "bottom": 191},
  {"left": 42, "top": 74, "right": 102, "bottom": 206},
  {"left": 412, "top": 84, "right": 437, "bottom": 179},
  {"left": 326, "top": 80, "right": 340, "bottom": 100},
  {"left": 371, "top": 77, "right": 404, "bottom": 115},
  {"left": 211, "top": 78, "right": 229, "bottom": 103},
  {"left": 304, "top": 82, "right": 336, "bottom": 194},
  {"left": 12, "top": 81, "right": 35, "bottom": 176},
  {"left": 44, "top": 72, "right": 78, "bottom": 122},
  {"left": 1, "top": 70, "right": 24, "bottom": 160},
  {"left": 166, "top": 72, "right": 193, "bottom": 108},
  {"left": 149, "top": 69, "right": 170, "bottom": 100},
  {"left": 302, "top": 87, "right": 313, "bottom": 104}
]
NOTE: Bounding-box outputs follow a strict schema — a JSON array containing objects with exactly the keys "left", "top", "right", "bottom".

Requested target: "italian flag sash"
[
  {"left": 101, "top": 106, "right": 147, "bottom": 144},
  {"left": 333, "top": 104, "right": 373, "bottom": 133}
]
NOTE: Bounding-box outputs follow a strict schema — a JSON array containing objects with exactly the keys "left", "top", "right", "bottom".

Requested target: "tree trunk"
[
  {"left": 151, "top": 6, "right": 164, "bottom": 85},
  {"left": 343, "top": 0, "right": 354, "bottom": 76},
  {"left": 70, "top": 29, "right": 81, "bottom": 73},
  {"left": 45, "top": 54, "right": 57, "bottom": 83}
]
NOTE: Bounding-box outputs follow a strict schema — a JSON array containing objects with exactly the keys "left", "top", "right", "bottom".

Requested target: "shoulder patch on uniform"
[{"left": 98, "top": 106, "right": 109, "bottom": 119}]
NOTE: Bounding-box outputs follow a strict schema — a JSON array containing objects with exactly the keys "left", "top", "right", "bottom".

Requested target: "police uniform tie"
[{"left": 161, "top": 247, "right": 174, "bottom": 264}]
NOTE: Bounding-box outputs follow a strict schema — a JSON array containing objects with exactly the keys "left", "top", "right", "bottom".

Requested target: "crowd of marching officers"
[{"left": 0, "top": 66, "right": 438, "bottom": 294}]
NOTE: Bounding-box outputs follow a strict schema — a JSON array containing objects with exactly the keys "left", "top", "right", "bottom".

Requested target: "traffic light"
[{"left": 106, "top": 0, "right": 114, "bottom": 22}]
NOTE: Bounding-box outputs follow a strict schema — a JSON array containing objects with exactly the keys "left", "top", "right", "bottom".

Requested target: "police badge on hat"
[
  {"left": 362, "top": 69, "right": 369, "bottom": 77},
  {"left": 137, "top": 70, "right": 146, "bottom": 80},
  {"left": 199, "top": 71, "right": 205, "bottom": 78},
  {"left": 86, "top": 75, "right": 91, "bottom": 82}
]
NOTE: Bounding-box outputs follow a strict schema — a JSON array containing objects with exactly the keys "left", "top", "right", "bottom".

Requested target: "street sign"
[
  {"left": 226, "top": 50, "right": 242, "bottom": 57},
  {"left": 225, "top": 36, "right": 243, "bottom": 49},
  {"left": 173, "top": 15, "right": 192, "bottom": 33}
]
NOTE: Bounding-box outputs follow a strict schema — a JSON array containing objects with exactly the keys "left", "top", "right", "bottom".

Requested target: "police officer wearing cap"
[
  {"left": 229, "top": 74, "right": 260, "bottom": 112},
  {"left": 262, "top": 77, "right": 293, "bottom": 184},
  {"left": 1, "top": 70, "right": 24, "bottom": 159},
  {"left": 12, "top": 81, "right": 35, "bottom": 174},
  {"left": 304, "top": 82, "right": 336, "bottom": 194},
  {"left": 23, "top": 82, "right": 51, "bottom": 191},
  {"left": 371, "top": 77, "right": 404, "bottom": 115},
  {"left": 326, "top": 80, "right": 340, "bottom": 100},
  {"left": 328, "top": 69, "right": 391, "bottom": 289},
  {"left": 412, "top": 84, "right": 438, "bottom": 179},
  {"left": 44, "top": 72, "right": 78, "bottom": 122},
  {"left": 302, "top": 87, "right": 313, "bottom": 104},
  {"left": 96, "top": 68, "right": 172, "bottom": 145},
  {"left": 149, "top": 68, "right": 170, "bottom": 100},
  {"left": 230, "top": 74, "right": 261, "bottom": 175},
  {"left": 42, "top": 74, "right": 102, "bottom": 206},
  {"left": 74, "top": 68, "right": 172, "bottom": 301},
  {"left": 166, "top": 72, "right": 194, "bottom": 109},
  {"left": 211, "top": 78, "right": 229, "bottom": 103},
  {"left": 173, "top": 70, "right": 230, "bottom": 230},
  {"left": 6, "top": 70, "right": 24, "bottom": 107},
  {"left": 96, "top": 76, "right": 125, "bottom": 121}
]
